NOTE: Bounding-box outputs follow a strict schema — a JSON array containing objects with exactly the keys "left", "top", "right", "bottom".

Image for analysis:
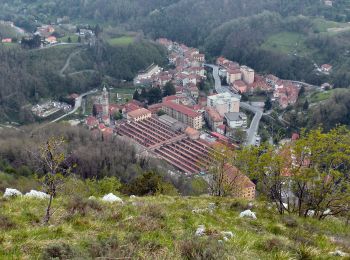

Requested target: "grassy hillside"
[{"left": 0, "top": 193, "right": 349, "bottom": 259}]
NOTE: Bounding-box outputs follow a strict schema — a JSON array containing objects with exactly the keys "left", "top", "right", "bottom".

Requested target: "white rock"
[
  {"left": 130, "top": 195, "right": 136, "bottom": 199},
  {"left": 25, "top": 190, "right": 49, "bottom": 199},
  {"left": 223, "top": 236, "right": 229, "bottom": 241},
  {"left": 221, "top": 231, "right": 234, "bottom": 239},
  {"left": 88, "top": 196, "right": 96, "bottom": 200},
  {"left": 323, "top": 209, "right": 331, "bottom": 215},
  {"left": 239, "top": 210, "right": 257, "bottom": 219},
  {"left": 330, "top": 250, "right": 349, "bottom": 257},
  {"left": 208, "top": 203, "right": 216, "bottom": 210},
  {"left": 102, "top": 193, "right": 123, "bottom": 203},
  {"left": 3, "top": 188, "right": 22, "bottom": 198},
  {"left": 307, "top": 210, "right": 315, "bottom": 217},
  {"left": 195, "top": 225, "right": 206, "bottom": 236},
  {"left": 283, "top": 203, "right": 288, "bottom": 209}
]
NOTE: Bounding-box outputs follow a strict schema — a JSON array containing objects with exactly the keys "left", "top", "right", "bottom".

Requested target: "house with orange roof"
[{"left": 127, "top": 108, "right": 152, "bottom": 122}]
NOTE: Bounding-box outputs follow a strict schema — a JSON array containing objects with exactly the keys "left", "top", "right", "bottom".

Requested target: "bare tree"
[{"left": 36, "top": 136, "right": 72, "bottom": 224}]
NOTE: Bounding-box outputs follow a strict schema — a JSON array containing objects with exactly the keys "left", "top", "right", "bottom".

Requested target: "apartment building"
[{"left": 162, "top": 101, "right": 203, "bottom": 129}]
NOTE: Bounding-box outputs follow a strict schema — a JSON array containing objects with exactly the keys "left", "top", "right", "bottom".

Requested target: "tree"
[
  {"left": 36, "top": 137, "right": 73, "bottom": 224},
  {"left": 67, "top": 37, "right": 72, "bottom": 43},
  {"left": 163, "top": 82, "right": 176, "bottom": 97},
  {"left": 77, "top": 36, "right": 81, "bottom": 43},
  {"left": 122, "top": 171, "right": 178, "bottom": 196},
  {"left": 207, "top": 143, "right": 246, "bottom": 197},
  {"left": 290, "top": 127, "right": 350, "bottom": 219},
  {"left": 264, "top": 96, "right": 272, "bottom": 111},
  {"left": 133, "top": 90, "right": 140, "bottom": 101},
  {"left": 114, "top": 111, "right": 123, "bottom": 120},
  {"left": 303, "top": 99, "right": 309, "bottom": 111},
  {"left": 147, "top": 87, "right": 162, "bottom": 104}
]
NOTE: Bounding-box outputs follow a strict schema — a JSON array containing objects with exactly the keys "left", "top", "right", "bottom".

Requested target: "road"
[
  {"left": 205, "top": 64, "right": 263, "bottom": 146},
  {"left": 50, "top": 89, "right": 97, "bottom": 123},
  {"left": 59, "top": 49, "right": 82, "bottom": 76}
]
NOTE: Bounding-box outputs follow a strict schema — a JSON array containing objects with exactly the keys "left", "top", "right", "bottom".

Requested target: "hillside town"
[{"left": 77, "top": 39, "right": 308, "bottom": 198}]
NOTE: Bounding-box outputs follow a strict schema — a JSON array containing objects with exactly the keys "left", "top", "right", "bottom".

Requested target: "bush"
[
  {"left": 66, "top": 196, "right": 102, "bottom": 216},
  {"left": 122, "top": 171, "right": 178, "bottom": 196},
  {"left": 42, "top": 242, "right": 74, "bottom": 260},
  {"left": 179, "top": 239, "right": 227, "bottom": 260},
  {"left": 89, "top": 236, "right": 119, "bottom": 258},
  {"left": 282, "top": 215, "right": 298, "bottom": 228},
  {"left": 0, "top": 215, "right": 16, "bottom": 230},
  {"left": 86, "top": 177, "right": 122, "bottom": 196}
]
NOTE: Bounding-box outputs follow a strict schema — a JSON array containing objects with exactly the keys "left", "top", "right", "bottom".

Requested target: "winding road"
[{"left": 205, "top": 64, "right": 263, "bottom": 146}]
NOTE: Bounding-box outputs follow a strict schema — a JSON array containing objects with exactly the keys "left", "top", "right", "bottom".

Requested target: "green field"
[
  {"left": 107, "top": 36, "right": 134, "bottom": 46},
  {"left": 312, "top": 18, "right": 350, "bottom": 34},
  {"left": 309, "top": 88, "right": 347, "bottom": 103},
  {"left": 261, "top": 32, "right": 310, "bottom": 56},
  {"left": 59, "top": 34, "right": 79, "bottom": 43}
]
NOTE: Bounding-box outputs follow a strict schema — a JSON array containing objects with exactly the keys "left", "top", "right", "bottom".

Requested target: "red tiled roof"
[
  {"left": 163, "top": 101, "right": 201, "bottom": 118},
  {"left": 127, "top": 108, "right": 151, "bottom": 118}
]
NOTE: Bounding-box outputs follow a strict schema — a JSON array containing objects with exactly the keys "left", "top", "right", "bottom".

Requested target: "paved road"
[
  {"left": 205, "top": 64, "right": 262, "bottom": 146},
  {"left": 50, "top": 89, "right": 97, "bottom": 123}
]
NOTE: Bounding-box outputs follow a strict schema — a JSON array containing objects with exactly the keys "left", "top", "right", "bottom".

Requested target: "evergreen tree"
[
  {"left": 303, "top": 99, "right": 309, "bottom": 111},
  {"left": 264, "top": 96, "right": 272, "bottom": 111},
  {"left": 133, "top": 90, "right": 140, "bottom": 100},
  {"left": 163, "top": 82, "right": 176, "bottom": 97}
]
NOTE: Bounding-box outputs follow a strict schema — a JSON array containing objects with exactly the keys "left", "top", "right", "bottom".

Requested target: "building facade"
[
  {"left": 240, "top": 65, "right": 255, "bottom": 85},
  {"left": 207, "top": 93, "right": 240, "bottom": 116},
  {"left": 162, "top": 101, "right": 203, "bottom": 129}
]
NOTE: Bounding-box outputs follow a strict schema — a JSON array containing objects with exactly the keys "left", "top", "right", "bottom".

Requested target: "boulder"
[
  {"left": 88, "top": 196, "right": 96, "bottom": 200},
  {"left": 239, "top": 210, "right": 257, "bottom": 219},
  {"left": 221, "top": 231, "right": 234, "bottom": 239},
  {"left": 130, "top": 195, "right": 137, "bottom": 199},
  {"left": 24, "top": 190, "right": 50, "bottom": 199},
  {"left": 307, "top": 210, "right": 315, "bottom": 217},
  {"left": 102, "top": 193, "right": 123, "bottom": 203},
  {"left": 3, "top": 188, "right": 22, "bottom": 198},
  {"left": 330, "top": 250, "right": 349, "bottom": 257},
  {"left": 195, "top": 225, "right": 206, "bottom": 237}
]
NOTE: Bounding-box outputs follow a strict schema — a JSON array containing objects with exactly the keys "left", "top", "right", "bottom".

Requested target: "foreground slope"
[{"left": 0, "top": 195, "right": 349, "bottom": 259}]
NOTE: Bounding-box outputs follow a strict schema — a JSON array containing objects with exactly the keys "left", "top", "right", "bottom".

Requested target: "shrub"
[
  {"left": 89, "top": 236, "right": 119, "bottom": 258},
  {"left": 0, "top": 215, "right": 16, "bottom": 230},
  {"left": 282, "top": 215, "right": 298, "bottom": 228},
  {"left": 229, "top": 200, "right": 248, "bottom": 211},
  {"left": 86, "top": 177, "right": 122, "bottom": 196},
  {"left": 66, "top": 196, "right": 102, "bottom": 216},
  {"left": 264, "top": 238, "right": 284, "bottom": 251},
  {"left": 179, "top": 239, "right": 227, "bottom": 260},
  {"left": 42, "top": 242, "right": 74, "bottom": 260},
  {"left": 122, "top": 171, "right": 178, "bottom": 196}
]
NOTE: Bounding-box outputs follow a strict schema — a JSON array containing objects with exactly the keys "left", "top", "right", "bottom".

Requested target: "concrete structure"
[
  {"left": 101, "top": 86, "right": 109, "bottom": 117},
  {"left": 134, "top": 63, "right": 161, "bottom": 85},
  {"left": 227, "top": 69, "right": 242, "bottom": 84},
  {"left": 240, "top": 66, "right": 255, "bottom": 85},
  {"left": 162, "top": 101, "right": 203, "bottom": 129},
  {"left": 225, "top": 112, "right": 247, "bottom": 129},
  {"left": 233, "top": 80, "right": 248, "bottom": 93},
  {"left": 207, "top": 93, "right": 240, "bottom": 116},
  {"left": 205, "top": 107, "right": 223, "bottom": 131},
  {"left": 127, "top": 108, "right": 152, "bottom": 122}
]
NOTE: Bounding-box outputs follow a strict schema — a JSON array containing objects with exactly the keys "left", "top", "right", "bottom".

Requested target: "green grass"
[
  {"left": 107, "top": 36, "right": 134, "bottom": 46},
  {"left": 312, "top": 18, "right": 350, "bottom": 34},
  {"left": 261, "top": 32, "right": 311, "bottom": 56},
  {"left": 59, "top": 34, "right": 79, "bottom": 43},
  {"left": 309, "top": 88, "right": 348, "bottom": 103},
  {"left": 0, "top": 193, "right": 349, "bottom": 259}
]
